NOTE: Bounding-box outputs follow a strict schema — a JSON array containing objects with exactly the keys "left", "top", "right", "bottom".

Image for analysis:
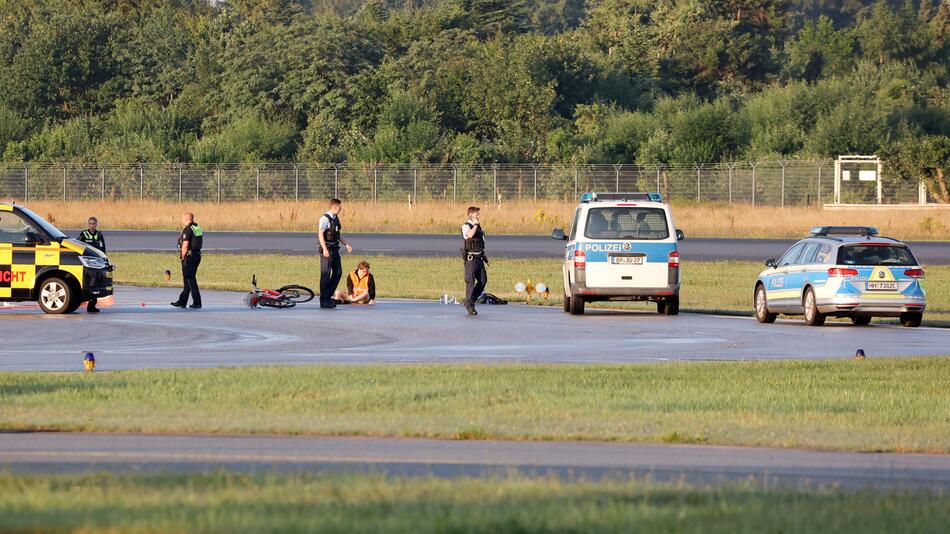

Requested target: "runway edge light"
[{"left": 83, "top": 352, "right": 95, "bottom": 372}]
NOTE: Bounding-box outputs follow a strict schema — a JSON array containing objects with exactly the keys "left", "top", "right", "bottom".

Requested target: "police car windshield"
[
  {"left": 584, "top": 207, "right": 669, "bottom": 240},
  {"left": 17, "top": 206, "right": 67, "bottom": 240},
  {"left": 837, "top": 245, "right": 917, "bottom": 266}
]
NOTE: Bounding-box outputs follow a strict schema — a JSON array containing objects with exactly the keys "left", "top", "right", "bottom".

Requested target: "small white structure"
[{"left": 833, "top": 155, "right": 882, "bottom": 205}]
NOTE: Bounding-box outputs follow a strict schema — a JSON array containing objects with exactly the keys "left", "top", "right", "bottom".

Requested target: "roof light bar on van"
[
  {"left": 580, "top": 192, "right": 663, "bottom": 203},
  {"left": 809, "top": 226, "right": 878, "bottom": 237}
]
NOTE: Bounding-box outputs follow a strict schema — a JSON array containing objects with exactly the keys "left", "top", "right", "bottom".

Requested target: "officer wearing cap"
[
  {"left": 76, "top": 216, "right": 105, "bottom": 313},
  {"left": 318, "top": 198, "right": 352, "bottom": 309},
  {"left": 171, "top": 212, "right": 203, "bottom": 309},
  {"left": 461, "top": 206, "right": 489, "bottom": 316}
]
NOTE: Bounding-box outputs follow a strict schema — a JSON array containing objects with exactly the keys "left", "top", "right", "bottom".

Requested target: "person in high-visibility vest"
[
  {"left": 76, "top": 216, "right": 106, "bottom": 313},
  {"left": 171, "top": 212, "right": 203, "bottom": 309},
  {"left": 334, "top": 260, "right": 376, "bottom": 304}
]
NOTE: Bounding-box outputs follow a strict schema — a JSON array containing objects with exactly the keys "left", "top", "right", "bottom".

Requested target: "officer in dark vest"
[
  {"left": 318, "top": 198, "right": 352, "bottom": 308},
  {"left": 171, "top": 212, "right": 203, "bottom": 309},
  {"left": 76, "top": 216, "right": 106, "bottom": 313},
  {"left": 461, "top": 206, "right": 489, "bottom": 316}
]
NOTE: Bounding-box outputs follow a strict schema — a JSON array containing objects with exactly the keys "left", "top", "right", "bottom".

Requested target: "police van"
[
  {"left": 0, "top": 203, "right": 113, "bottom": 314},
  {"left": 552, "top": 192, "right": 684, "bottom": 315}
]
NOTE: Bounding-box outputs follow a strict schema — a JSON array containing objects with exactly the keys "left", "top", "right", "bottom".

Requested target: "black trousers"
[
  {"left": 464, "top": 256, "right": 487, "bottom": 306},
  {"left": 320, "top": 248, "right": 342, "bottom": 305},
  {"left": 177, "top": 253, "right": 202, "bottom": 306}
]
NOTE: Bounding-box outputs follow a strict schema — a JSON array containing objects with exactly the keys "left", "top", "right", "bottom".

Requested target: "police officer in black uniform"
[
  {"left": 461, "top": 206, "right": 489, "bottom": 316},
  {"left": 76, "top": 216, "right": 106, "bottom": 313},
  {"left": 171, "top": 212, "right": 203, "bottom": 309},
  {"left": 318, "top": 198, "right": 352, "bottom": 308}
]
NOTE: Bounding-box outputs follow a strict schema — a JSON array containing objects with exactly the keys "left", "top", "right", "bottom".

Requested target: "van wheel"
[
  {"left": 660, "top": 296, "right": 679, "bottom": 316},
  {"left": 754, "top": 285, "right": 777, "bottom": 324},
  {"left": 803, "top": 288, "right": 825, "bottom": 326},
  {"left": 900, "top": 312, "right": 922, "bottom": 328},
  {"left": 563, "top": 292, "right": 571, "bottom": 313},
  {"left": 569, "top": 294, "right": 585, "bottom": 315},
  {"left": 37, "top": 277, "right": 75, "bottom": 314},
  {"left": 851, "top": 315, "right": 872, "bottom": 326}
]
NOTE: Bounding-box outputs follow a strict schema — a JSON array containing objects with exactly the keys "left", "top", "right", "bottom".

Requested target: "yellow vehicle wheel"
[{"left": 37, "top": 277, "right": 76, "bottom": 314}]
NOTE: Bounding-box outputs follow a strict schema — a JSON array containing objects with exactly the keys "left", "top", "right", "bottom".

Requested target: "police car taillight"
[
  {"left": 668, "top": 250, "right": 679, "bottom": 268},
  {"left": 828, "top": 268, "right": 859, "bottom": 277},
  {"left": 573, "top": 249, "right": 586, "bottom": 268},
  {"left": 904, "top": 268, "right": 925, "bottom": 278}
]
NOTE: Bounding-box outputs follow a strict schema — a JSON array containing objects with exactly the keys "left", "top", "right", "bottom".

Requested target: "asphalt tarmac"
[
  {"left": 67, "top": 230, "right": 950, "bottom": 264},
  {"left": 1, "top": 286, "right": 948, "bottom": 371},
  {"left": 2, "top": 433, "right": 947, "bottom": 491}
]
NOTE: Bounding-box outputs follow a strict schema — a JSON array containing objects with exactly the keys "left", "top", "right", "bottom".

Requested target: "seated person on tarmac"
[{"left": 333, "top": 260, "right": 376, "bottom": 304}]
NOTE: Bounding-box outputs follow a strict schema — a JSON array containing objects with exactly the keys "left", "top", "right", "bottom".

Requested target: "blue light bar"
[{"left": 580, "top": 192, "right": 596, "bottom": 203}]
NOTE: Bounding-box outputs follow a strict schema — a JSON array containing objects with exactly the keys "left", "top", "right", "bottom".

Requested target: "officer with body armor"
[
  {"left": 171, "top": 212, "right": 203, "bottom": 309},
  {"left": 461, "top": 206, "right": 489, "bottom": 316},
  {"left": 76, "top": 216, "right": 106, "bottom": 313},
  {"left": 318, "top": 198, "right": 352, "bottom": 309}
]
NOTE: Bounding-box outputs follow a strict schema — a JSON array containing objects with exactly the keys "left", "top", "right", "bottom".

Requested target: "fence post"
[
  {"left": 256, "top": 166, "right": 260, "bottom": 202},
  {"left": 100, "top": 165, "right": 105, "bottom": 201},
  {"left": 492, "top": 164, "right": 497, "bottom": 204},
  {"left": 373, "top": 165, "right": 378, "bottom": 203},
  {"left": 532, "top": 164, "right": 538, "bottom": 201},
  {"left": 333, "top": 164, "right": 339, "bottom": 199},
  {"left": 452, "top": 164, "right": 457, "bottom": 204},
  {"left": 728, "top": 163, "right": 735, "bottom": 205},
  {"left": 573, "top": 165, "right": 578, "bottom": 202},
  {"left": 23, "top": 164, "right": 28, "bottom": 202},
  {"left": 656, "top": 166, "right": 660, "bottom": 193},
  {"left": 63, "top": 165, "right": 67, "bottom": 202},
  {"left": 750, "top": 163, "right": 756, "bottom": 207},
  {"left": 412, "top": 165, "right": 417, "bottom": 204},
  {"left": 139, "top": 164, "right": 144, "bottom": 201},
  {"left": 781, "top": 160, "right": 788, "bottom": 207},
  {"left": 294, "top": 164, "right": 299, "bottom": 202},
  {"left": 695, "top": 164, "right": 702, "bottom": 202},
  {"left": 178, "top": 166, "right": 182, "bottom": 203},
  {"left": 216, "top": 166, "right": 221, "bottom": 203},
  {"left": 817, "top": 163, "right": 821, "bottom": 205},
  {"left": 613, "top": 163, "right": 621, "bottom": 192}
]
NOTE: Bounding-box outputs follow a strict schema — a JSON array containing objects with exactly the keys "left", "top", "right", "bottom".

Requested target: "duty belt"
[{"left": 465, "top": 251, "right": 483, "bottom": 261}]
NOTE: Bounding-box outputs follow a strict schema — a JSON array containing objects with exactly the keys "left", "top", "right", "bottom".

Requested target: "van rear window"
[
  {"left": 837, "top": 245, "right": 917, "bottom": 266},
  {"left": 584, "top": 207, "right": 669, "bottom": 240}
]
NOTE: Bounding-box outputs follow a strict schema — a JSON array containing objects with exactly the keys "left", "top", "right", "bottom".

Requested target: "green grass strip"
[
  {"left": 1, "top": 472, "right": 947, "bottom": 533},
  {"left": 3, "top": 360, "right": 948, "bottom": 452}
]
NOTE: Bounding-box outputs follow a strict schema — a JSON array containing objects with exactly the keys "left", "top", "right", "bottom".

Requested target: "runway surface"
[
  {"left": 66, "top": 230, "right": 950, "bottom": 264},
  {"left": 1, "top": 287, "right": 948, "bottom": 371},
  {"left": 1, "top": 432, "right": 946, "bottom": 491}
]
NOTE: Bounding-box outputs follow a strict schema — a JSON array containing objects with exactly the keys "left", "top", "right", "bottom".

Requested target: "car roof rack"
[
  {"left": 809, "top": 226, "right": 878, "bottom": 237},
  {"left": 580, "top": 192, "right": 663, "bottom": 203}
]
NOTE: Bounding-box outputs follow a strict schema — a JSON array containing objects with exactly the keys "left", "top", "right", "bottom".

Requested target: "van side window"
[
  {"left": 569, "top": 208, "right": 581, "bottom": 241},
  {"left": 0, "top": 213, "right": 35, "bottom": 244}
]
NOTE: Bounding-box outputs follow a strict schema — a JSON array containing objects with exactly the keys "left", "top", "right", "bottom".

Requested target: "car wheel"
[
  {"left": 661, "top": 296, "right": 679, "bottom": 316},
  {"left": 569, "top": 294, "right": 585, "bottom": 315},
  {"left": 803, "top": 288, "right": 825, "bottom": 327},
  {"left": 563, "top": 292, "right": 571, "bottom": 313},
  {"left": 900, "top": 312, "right": 922, "bottom": 328},
  {"left": 754, "top": 285, "right": 777, "bottom": 324},
  {"left": 851, "top": 315, "right": 872, "bottom": 326},
  {"left": 656, "top": 300, "right": 666, "bottom": 314},
  {"left": 37, "top": 277, "right": 75, "bottom": 314}
]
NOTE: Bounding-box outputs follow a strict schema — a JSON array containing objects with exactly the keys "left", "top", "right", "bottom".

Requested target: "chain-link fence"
[{"left": 0, "top": 161, "right": 929, "bottom": 205}]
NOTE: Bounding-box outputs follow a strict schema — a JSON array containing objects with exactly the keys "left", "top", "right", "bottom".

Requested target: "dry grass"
[{"left": 15, "top": 199, "right": 950, "bottom": 239}]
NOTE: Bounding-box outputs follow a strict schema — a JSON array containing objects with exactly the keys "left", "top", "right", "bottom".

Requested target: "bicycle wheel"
[
  {"left": 277, "top": 285, "right": 315, "bottom": 303},
  {"left": 259, "top": 297, "right": 296, "bottom": 309}
]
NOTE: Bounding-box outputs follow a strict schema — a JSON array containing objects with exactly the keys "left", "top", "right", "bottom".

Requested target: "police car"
[
  {"left": 552, "top": 192, "right": 684, "bottom": 315},
  {"left": 0, "top": 203, "right": 113, "bottom": 314},
  {"left": 754, "top": 226, "right": 926, "bottom": 327}
]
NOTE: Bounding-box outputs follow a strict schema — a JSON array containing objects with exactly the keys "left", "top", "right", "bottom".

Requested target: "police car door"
[
  {"left": 789, "top": 241, "right": 821, "bottom": 310},
  {"left": 766, "top": 242, "right": 805, "bottom": 311}
]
